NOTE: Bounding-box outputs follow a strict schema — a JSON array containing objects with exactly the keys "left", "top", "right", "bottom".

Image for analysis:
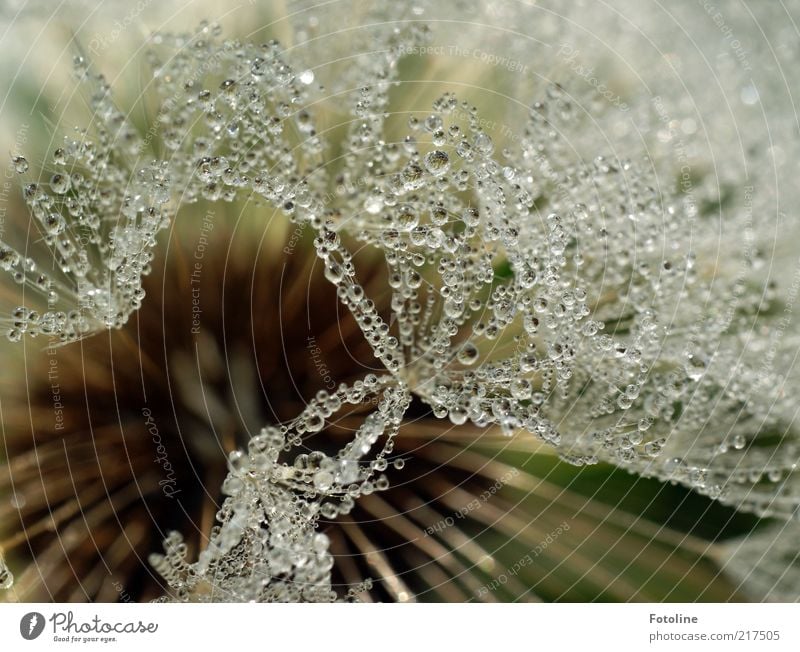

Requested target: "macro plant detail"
[{"left": 0, "top": 1, "right": 798, "bottom": 604}]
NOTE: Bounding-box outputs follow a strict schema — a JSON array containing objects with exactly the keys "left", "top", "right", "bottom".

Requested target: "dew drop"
[
  {"left": 364, "top": 194, "right": 383, "bottom": 215},
  {"left": 395, "top": 204, "right": 418, "bottom": 231},
  {"left": 50, "top": 173, "right": 71, "bottom": 194},
  {"left": 685, "top": 353, "right": 707, "bottom": 381},
  {"left": 227, "top": 450, "right": 249, "bottom": 475},
  {"left": 473, "top": 132, "right": 494, "bottom": 155},
  {"left": 306, "top": 412, "right": 325, "bottom": 433},
  {"left": 401, "top": 163, "right": 425, "bottom": 190},
  {"left": 448, "top": 406, "right": 468, "bottom": 425},
  {"left": 510, "top": 378, "right": 532, "bottom": 400},
  {"left": 11, "top": 156, "right": 28, "bottom": 174},
  {"left": 42, "top": 213, "right": 66, "bottom": 236}
]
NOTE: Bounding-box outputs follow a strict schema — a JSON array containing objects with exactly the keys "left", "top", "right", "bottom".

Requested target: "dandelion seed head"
[{"left": 2, "top": 1, "right": 800, "bottom": 602}]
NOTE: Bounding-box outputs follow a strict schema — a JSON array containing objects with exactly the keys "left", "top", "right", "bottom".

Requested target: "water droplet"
[
  {"left": 685, "top": 353, "right": 707, "bottom": 381},
  {"left": 510, "top": 378, "right": 532, "bottom": 400},
  {"left": 50, "top": 173, "right": 71, "bottom": 194},
  {"left": 364, "top": 194, "right": 383, "bottom": 215},
  {"left": 313, "top": 469, "right": 334, "bottom": 491},
  {"left": 324, "top": 261, "right": 345, "bottom": 284},
  {"left": 457, "top": 342, "right": 479, "bottom": 365},
  {"left": 740, "top": 84, "right": 759, "bottom": 105},
  {"left": 448, "top": 406, "right": 468, "bottom": 425},
  {"left": 473, "top": 132, "right": 494, "bottom": 155},
  {"left": 0, "top": 558, "right": 12, "bottom": 590},
  {"left": 337, "top": 459, "right": 359, "bottom": 485},
  {"left": 306, "top": 412, "right": 325, "bottom": 432},
  {"left": 424, "top": 150, "right": 450, "bottom": 176},
  {"left": 401, "top": 163, "right": 425, "bottom": 190},
  {"left": 11, "top": 156, "right": 28, "bottom": 174},
  {"left": 462, "top": 206, "right": 479, "bottom": 227},
  {"left": 227, "top": 450, "right": 249, "bottom": 475},
  {"left": 395, "top": 204, "right": 418, "bottom": 231},
  {"left": 42, "top": 213, "right": 66, "bottom": 236}
]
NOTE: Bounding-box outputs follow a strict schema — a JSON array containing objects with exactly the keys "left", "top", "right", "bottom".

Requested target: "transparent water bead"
[
  {"left": 364, "top": 193, "right": 383, "bottom": 215},
  {"left": 154, "top": 375, "right": 409, "bottom": 602},
  {"left": 424, "top": 150, "right": 450, "bottom": 176},
  {"left": 510, "top": 378, "right": 532, "bottom": 400},
  {"left": 402, "top": 163, "right": 425, "bottom": 190},
  {"left": 313, "top": 470, "right": 334, "bottom": 491},
  {"left": 473, "top": 132, "right": 494, "bottom": 155},
  {"left": 457, "top": 342, "right": 479, "bottom": 365},
  {"left": 684, "top": 353, "right": 707, "bottom": 381},
  {"left": 0, "top": 555, "right": 12, "bottom": 589},
  {"left": 731, "top": 434, "right": 747, "bottom": 450},
  {"left": 4, "top": 15, "right": 797, "bottom": 600}
]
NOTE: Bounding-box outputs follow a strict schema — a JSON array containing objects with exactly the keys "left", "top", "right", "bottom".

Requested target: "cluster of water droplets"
[
  {"left": 327, "top": 79, "right": 798, "bottom": 519},
  {"left": 151, "top": 375, "right": 409, "bottom": 601}
]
